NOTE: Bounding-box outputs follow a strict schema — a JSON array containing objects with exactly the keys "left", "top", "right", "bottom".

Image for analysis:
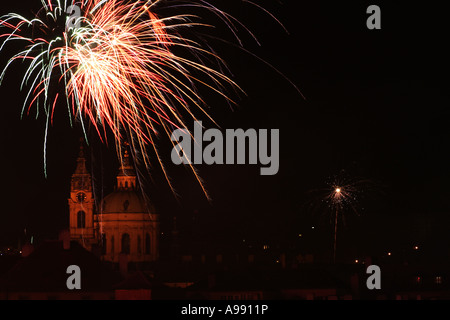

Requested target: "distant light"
[
  {"left": 335, "top": 188, "right": 341, "bottom": 193},
  {"left": 387, "top": 252, "right": 392, "bottom": 256},
  {"left": 298, "top": 234, "right": 303, "bottom": 238},
  {"left": 414, "top": 246, "right": 419, "bottom": 250},
  {"left": 311, "top": 226, "right": 315, "bottom": 230},
  {"left": 355, "top": 259, "right": 359, "bottom": 263},
  {"left": 276, "top": 260, "right": 280, "bottom": 263}
]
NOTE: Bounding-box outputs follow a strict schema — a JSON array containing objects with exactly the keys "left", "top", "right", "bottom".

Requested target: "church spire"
[{"left": 74, "top": 138, "right": 89, "bottom": 175}]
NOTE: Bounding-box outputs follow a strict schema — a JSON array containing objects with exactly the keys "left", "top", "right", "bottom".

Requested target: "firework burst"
[
  {"left": 305, "top": 169, "right": 381, "bottom": 262},
  {"left": 1, "top": 0, "right": 278, "bottom": 198}
]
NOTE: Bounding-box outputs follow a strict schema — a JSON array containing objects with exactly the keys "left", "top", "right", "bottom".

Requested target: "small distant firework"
[
  {"left": 305, "top": 169, "right": 381, "bottom": 262},
  {"left": 323, "top": 172, "right": 365, "bottom": 218},
  {"left": 0, "top": 0, "right": 284, "bottom": 198}
]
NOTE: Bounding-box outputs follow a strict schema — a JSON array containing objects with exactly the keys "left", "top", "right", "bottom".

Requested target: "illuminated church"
[{"left": 68, "top": 143, "right": 159, "bottom": 264}]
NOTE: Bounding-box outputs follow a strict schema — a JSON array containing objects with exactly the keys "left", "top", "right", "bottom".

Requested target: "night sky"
[{"left": 0, "top": 1, "right": 449, "bottom": 262}]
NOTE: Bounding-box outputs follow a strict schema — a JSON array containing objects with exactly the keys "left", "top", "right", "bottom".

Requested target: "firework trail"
[
  {"left": 1, "top": 0, "right": 282, "bottom": 198},
  {"left": 304, "top": 169, "right": 382, "bottom": 262}
]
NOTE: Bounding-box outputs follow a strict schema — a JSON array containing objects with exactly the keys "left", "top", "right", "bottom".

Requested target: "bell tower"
[{"left": 68, "top": 140, "right": 98, "bottom": 250}]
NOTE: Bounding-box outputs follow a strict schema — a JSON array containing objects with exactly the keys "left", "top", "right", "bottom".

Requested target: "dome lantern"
[{"left": 117, "top": 145, "right": 136, "bottom": 190}]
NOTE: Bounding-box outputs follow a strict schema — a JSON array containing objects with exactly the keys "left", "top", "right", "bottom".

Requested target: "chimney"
[
  {"left": 280, "top": 253, "right": 286, "bottom": 269},
  {"left": 59, "top": 229, "right": 71, "bottom": 250}
]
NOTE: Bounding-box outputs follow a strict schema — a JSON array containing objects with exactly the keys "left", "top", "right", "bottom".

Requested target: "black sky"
[{"left": 0, "top": 1, "right": 449, "bottom": 260}]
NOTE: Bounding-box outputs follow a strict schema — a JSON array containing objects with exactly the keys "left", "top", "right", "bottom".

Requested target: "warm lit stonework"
[
  {"left": 68, "top": 144, "right": 98, "bottom": 251},
  {"left": 68, "top": 142, "right": 159, "bottom": 264}
]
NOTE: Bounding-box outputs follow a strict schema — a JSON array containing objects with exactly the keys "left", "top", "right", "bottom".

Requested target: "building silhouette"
[{"left": 4, "top": 144, "right": 450, "bottom": 300}]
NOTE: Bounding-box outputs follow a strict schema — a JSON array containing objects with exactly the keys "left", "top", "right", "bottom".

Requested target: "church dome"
[{"left": 102, "top": 190, "right": 153, "bottom": 214}]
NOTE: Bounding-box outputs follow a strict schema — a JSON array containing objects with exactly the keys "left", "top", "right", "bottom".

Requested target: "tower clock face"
[{"left": 77, "top": 192, "right": 87, "bottom": 203}]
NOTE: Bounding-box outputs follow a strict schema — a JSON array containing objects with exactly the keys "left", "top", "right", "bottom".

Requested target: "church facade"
[{"left": 68, "top": 143, "right": 159, "bottom": 264}]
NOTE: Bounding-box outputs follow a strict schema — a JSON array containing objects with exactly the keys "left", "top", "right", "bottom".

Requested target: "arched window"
[
  {"left": 145, "top": 233, "right": 151, "bottom": 255},
  {"left": 123, "top": 200, "right": 130, "bottom": 211},
  {"left": 77, "top": 211, "right": 86, "bottom": 228},
  {"left": 101, "top": 233, "right": 107, "bottom": 255},
  {"left": 137, "top": 235, "right": 142, "bottom": 254},
  {"left": 121, "top": 233, "right": 130, "bottom": 254},
  {"left": 111, "top": 236, "right": 115, "bottom": 255}
]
